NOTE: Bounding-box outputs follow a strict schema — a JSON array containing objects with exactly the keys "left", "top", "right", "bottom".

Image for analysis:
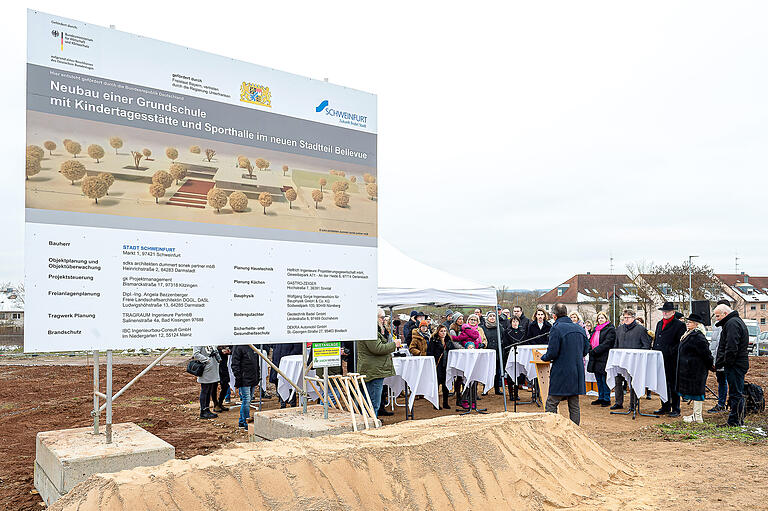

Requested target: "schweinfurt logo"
[
  {"left": 240, "top": 82, "right": 272, "bottom": 107},
  {"left": 315, "top": 100, "right": 367, "bottom": 128}
]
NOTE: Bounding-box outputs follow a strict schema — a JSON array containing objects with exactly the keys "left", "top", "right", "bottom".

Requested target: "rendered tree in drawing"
[
  {"left": 319, "top": 178, "right": 327, "bottom": 192},
  {"left": 64, "top": 140, "right": 82, "bottom": 158},
  {"left": 254, "top": 158, "right": 269, "bottom": 172},
  {"left": 130, "top": 150, "right": 144, "bottom": 169},
  {"left": 238, "top": 156, "right": 254, "bottom": 178},
  {"left": 169, "top": 163, "right": 187, "bottom": 184},
  {"left": 334, "top": 191, "right": 350, "bottom": 208},
  {"left": 258, "top": 192, "right": 273, "bottom": 215},
  {"left": 331, "top": 181, "right": 349, "bottom": 194},
  {"left": 285, "top": 188, "right": 297, "bottom": 209},
  {"left": 229, "top": 191, "right": 249, "bottom": 212},
  {"left": 27, "top": 145, "right": 44, "bottom": 160},
  {"left": 189, "top": 145, "right": 201, "bottom": 154},
  {"left": 142, "top": 148, "right": 152, "bottom": 160},
  {"left": 26, "top": 155, "right": 41, "bottom": 180},
  {"left": 363, "top": 173, "right": 376, "bottom": 184},
  {"left": 204, "top": 148, "right": 216, "bottom": 162},
  {"left": 152, "top": 170, "right": 173, "bottom": 189},
  {"left": 149, "top": 183, "right": 166, "bottom": 204},
  {"left": 206, "top": 188, "right": 228, "bottom": 213},
  {"left": 97, "top": 172, "right": 115, "bottom": 195},
  {"left": 81, "top": 176, "right": 108, "bottom": 204},
  {"left": 109, "top": 137, "right": 123, "bottom": 154},
  {"left": 311, "top": 189, "right": 323, "bottom": 209},
  {"left": 366, "top": 183, "right": 377, "bottom": 200},
  {"left": 87, "top": 144, "right": 105, "bottom": 163},
  {"left": 43, "top": 141, "right": 56, "bottom": 155},
  {"left": 59, "top": 160, "right": 86, "bottom": 185},
  {"left": 350, "top": 176, "right": 357, "bottom": 183},
  {"left": 165, "top": 147, "right": 179, "bottom": 161},
  {"left": 282, "top": 164, "right": 289, "bottom": 176}
]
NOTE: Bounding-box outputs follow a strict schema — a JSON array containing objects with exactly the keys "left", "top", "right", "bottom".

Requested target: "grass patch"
[
  {"left": 137, "top": 421, "right": 154, "bottom": 428},
  {"left": 0, "top": 403, "right": 13, "bottom": 411},
  {"left": 658, "top": 420, "right": 768, "bottom": 443},
  {"left": 149, "top": 396, "right": 167, "bottom": 402}
]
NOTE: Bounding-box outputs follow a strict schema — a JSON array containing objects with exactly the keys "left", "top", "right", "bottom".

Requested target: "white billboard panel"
[{"left": 24, "top": 10, "right": 377, "bottom": 352}]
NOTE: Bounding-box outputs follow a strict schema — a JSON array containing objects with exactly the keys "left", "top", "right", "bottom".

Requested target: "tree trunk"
[
  {"left": 95, "top": 197, "right": 98, "bottom": 204},
  {"left": 155, "top": 197, "right": 158, "bottom": 204},
  {"left": 263, "top": 207, "right": 266, "bottom": 215}
]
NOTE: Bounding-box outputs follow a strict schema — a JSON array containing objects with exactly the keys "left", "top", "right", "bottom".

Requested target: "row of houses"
[{"left": 537, "top": 272, "right": 768, "bottom": 330}]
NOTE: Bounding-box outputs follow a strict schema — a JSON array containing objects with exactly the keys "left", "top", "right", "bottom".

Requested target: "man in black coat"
[
  {"left": 512, "top": 306, "right": 531, "bottom": 340},
  {"left": 403, "top": 311, "right": 424, "bottom": 346},
  {"left": 713, "top": 304, "right": 750, "bottom": 426},
  {"left": 653, "top": 302, "right": 686, "bottom": 417},
  {"left": 611, "top": 310, "right": 652, "bottom": 410},
  {"left": 231, "top": 344, "right": 262, "bottom": 429}
]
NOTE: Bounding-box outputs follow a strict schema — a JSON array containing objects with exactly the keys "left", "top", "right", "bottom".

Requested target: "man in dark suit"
[
  {"left": 540, "top": 303, "right": 591, "bottom": 425},
  {"left": 653, "top": 302, "right": 686, "bottom": 417}
]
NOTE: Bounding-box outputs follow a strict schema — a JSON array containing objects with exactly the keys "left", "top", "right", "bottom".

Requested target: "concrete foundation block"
[
  {"left": 34, "top": 422, "right": 174, "bottom": 506},
  {"left": 248, "top": 404, "right": 380, "bottom": 441}
]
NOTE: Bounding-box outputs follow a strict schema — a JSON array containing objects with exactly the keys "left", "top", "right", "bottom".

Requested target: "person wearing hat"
[
  {"left": 442, "top": 309, "right": 454, "bottom": 330},
  {"left": 653, "top": 302, "right": 686, "bottom": 417},
  {"left": 403, "top": 311, "right": 425, "bottom": 347},
  {"left": 409, "top": 320, "right": 431, "bottom": 356},
  {"left": 676, "top": 313, "right": 714, "bottom": 423}
]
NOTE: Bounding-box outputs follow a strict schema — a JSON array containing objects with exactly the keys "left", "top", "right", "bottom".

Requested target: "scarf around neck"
[{"left": 590, "top": 321, "right": 609, "bottom": 348}]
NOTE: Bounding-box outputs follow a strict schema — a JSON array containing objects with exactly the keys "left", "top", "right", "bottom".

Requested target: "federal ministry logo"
[{"left": 240, "top": 82, "right": 272, "bottom": 107}]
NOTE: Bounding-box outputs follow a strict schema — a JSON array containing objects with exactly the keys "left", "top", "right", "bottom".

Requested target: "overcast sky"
[{"left": 3, "top": 1, "right": 767, "bottom": 290}]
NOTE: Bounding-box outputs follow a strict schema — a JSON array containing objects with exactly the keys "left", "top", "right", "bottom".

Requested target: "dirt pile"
[{"left": 51, "top": 412, "right": 633, "bottom": 511}]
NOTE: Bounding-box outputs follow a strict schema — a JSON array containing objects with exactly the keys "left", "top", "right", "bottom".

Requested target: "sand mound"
[{"left": 51, "top": 412, "right": 634, "bottom": 511}]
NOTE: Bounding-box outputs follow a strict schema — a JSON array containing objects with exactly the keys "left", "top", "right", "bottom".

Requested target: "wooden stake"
[
  {"left": 357, "top": 375, "right": 379, "bottom": 428},
  {"left": 343, "top": 377, "right": 357, "bottom": 432},
  {"left": 347, "top": 375, "right": 369, "bottom": 430}
]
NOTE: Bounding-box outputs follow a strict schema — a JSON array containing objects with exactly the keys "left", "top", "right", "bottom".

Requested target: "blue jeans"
[
  {"left": 365, "top": 378, "right": 385, "bottom": 416},
  {"left": 238, "top": 386, "right": 254, "bottom": 427},
  {"left": 716, "top": 370, "right": 728, "bottom": 408},
  {"left": 724, "top": 367, "right": 746, "bottom": 426},
  {"left": 595, "top": 372, "right": 610, "bottom": 402}
]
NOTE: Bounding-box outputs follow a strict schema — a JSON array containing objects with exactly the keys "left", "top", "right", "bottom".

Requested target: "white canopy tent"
[{"left": 377, "top": 239, "right": 497, "bottom": 309}]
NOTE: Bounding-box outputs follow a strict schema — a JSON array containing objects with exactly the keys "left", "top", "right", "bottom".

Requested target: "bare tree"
[
  {"left": 204, "top": 148, "right": 216, "bottom": 162},
  {"left": 109, "top": 137, "right": 123, "bottom": 154},
  {"left": 311, "top": 189, "right": 323, "bottom": 208},
  {"left": 130, "top": 150, "right": 143, "bottom": 170},
  {"left": 285, "top": 188, "right": 297, "bottom": 209},
  {"left": 258, "top": 192, "right": 273, "bottom": 214}
]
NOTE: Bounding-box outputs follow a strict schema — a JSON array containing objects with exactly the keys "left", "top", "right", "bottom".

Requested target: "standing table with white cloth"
[
  {"left": 383, "top": 355, "right": 439, "bottom": 419},
  {"left": 605, "top": 348, "right": 668, "bottom": 419},
  {"left": 446, "top": 349, "right": 496, "bottom": 414},
  {"left": 277, "top": 354, "right": 318, "bottom": 403},
  {"left": 504, "top": 344, "right": 548, "bottom": 406}
]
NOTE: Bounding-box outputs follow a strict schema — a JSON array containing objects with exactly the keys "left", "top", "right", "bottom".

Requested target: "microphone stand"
[{"left": 505, "top": 332, "right": 549, "bottom": 413}]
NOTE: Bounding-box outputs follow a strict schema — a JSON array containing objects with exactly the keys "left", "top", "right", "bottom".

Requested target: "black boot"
[{"left": 494, "top": 386, "right": 503, "bottom": 395}]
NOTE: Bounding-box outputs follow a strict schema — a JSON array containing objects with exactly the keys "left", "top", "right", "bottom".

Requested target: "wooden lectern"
[{"left": 531, "top": 349, "right": 551, "bottom": 406}]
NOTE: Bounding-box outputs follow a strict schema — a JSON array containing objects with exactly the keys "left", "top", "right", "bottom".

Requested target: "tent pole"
[{"left": 496, "top": 300, "right": 508, "bottom": 412}]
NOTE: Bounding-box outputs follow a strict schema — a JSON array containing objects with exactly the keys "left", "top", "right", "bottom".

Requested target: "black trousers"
[
  {"left": 660, "top": 352, "right": 680, "bottom": 413},
  {"left": 199, "top": 382, "right": 216, "bottom": 412}
]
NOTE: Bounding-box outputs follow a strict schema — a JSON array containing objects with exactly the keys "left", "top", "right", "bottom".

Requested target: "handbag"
[{"left": 186, "top": 358, "right": 206, "bottom": 377}]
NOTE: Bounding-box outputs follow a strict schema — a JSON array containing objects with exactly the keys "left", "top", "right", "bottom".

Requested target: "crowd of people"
[{"left": 188, "top": 298, "right": 750, "bottom": 429}]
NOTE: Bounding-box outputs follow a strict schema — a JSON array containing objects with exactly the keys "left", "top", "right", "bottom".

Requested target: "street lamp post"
[{"left": 688, "top": 255, "right": 699, "bottom": 314}]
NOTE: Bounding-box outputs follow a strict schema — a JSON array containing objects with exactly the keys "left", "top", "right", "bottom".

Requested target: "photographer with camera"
[{"left": 192, "top": 345, "right": 221, "bottom": 419}]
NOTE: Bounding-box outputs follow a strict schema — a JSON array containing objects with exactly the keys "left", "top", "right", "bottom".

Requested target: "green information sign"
[{"left": 312, "top": 342, "right": 341, "bottom": 368}]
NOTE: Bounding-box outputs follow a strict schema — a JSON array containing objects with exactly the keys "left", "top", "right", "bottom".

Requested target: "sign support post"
[
  {"left": 323, "top": 370, "right": 329, "bottom": 419},
  {"left": 106, "top": 350, "right": 113, "bottom": 444},
  {"left": 92, "top": 350, "right": 99, "bottom": 434}
]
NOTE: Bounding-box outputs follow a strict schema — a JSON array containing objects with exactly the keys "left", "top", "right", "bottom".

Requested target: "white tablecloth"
[
  {"left": 505, "top": 345, "right": 549, "bottom": 381},
  {"left": 277, "top": 354, "right": 318, "bottom": 402},
  {"left": 384, "top": 356, "right": 439, "bottom": 409},
  {"left": 446, "top": 349, "right": 496, "bottom": 393},
  {"left": 605, "top": 349, "right": 668, "bottom": 402},
  {"left": 584, "top": 355, "right": 597, "bottom": 383},
  {"left": 227, "top": 348, "right": 269, "bottom": 392}
]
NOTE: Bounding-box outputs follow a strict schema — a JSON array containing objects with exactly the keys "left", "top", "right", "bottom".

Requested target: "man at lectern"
[{"left": 540, "top": 303, "right": 591, "bottom": 425}]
